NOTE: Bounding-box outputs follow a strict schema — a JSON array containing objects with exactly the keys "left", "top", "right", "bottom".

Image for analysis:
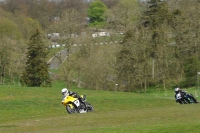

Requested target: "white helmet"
[
  {"left": 174, "top": 87, "right": 180, "bottom": 92},
  {"left": 61, "top": 88, "right": 68, "bottom": 96}
]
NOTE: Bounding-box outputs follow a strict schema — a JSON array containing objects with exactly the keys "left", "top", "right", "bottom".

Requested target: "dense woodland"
[{"left": 0, "top": 0, "right": 200, "bottom": 92}]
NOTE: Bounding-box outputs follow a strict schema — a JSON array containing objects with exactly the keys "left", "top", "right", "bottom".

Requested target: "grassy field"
[{"left": 0, "top": 84, "right": 200, "bottom": 133}]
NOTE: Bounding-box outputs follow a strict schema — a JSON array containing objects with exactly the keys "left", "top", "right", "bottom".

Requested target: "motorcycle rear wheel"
[{"left": 85, "top": 102, "right": 94, "bottom": 112}]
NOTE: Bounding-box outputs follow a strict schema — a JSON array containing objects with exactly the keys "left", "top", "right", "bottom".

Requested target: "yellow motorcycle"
[{"left": 61, "top": 95, "right": 94, "bottom": 114}]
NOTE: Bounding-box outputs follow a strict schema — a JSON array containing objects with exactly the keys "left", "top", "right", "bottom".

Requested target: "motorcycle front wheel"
[{"left": 66, "top": 104, "right": 77, "bottom": 114}]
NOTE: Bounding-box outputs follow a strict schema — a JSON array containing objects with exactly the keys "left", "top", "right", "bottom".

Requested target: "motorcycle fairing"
[
  {"left": 176, "top": 93, "right": 182, "bottom": 99},
  {"left": 62, "top": 95, "right": 80, "bottom": 107}
]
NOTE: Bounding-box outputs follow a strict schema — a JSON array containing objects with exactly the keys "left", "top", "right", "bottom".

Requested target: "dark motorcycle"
[
  {"left": 176, "top": 90, "right": 198, "bottom": 104},
  {"left": 182, "top": 91, "right": 198, "bottom": 104}
]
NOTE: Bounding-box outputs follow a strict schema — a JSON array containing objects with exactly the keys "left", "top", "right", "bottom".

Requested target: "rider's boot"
[{"left": 77, "top": 99, "right": 87, "bottom": 113}]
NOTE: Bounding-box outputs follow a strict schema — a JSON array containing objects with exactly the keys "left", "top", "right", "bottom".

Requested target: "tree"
[
  {"left": 168, "top": 0, "right": 200, "bottom": 88},
  {"left": 87, "top": 0, "right": 107, "bottom": 26},
  {"left": 115, "top": 0, "right": 182, "bottom": 92},
  {"left": 101, "top": 0, "right": 120, "bottom": 8},
  {"left": 116, "top": 31, "right": 135, "bottom": 91},
  {"left": 78, "top": 43, "right": 119, "bottom": 91},
  {"left": 141, "top": 0, "right": 175, "bottom": 90},
  {"left": 16, "top": 17, "right": 41, "bottom": 40},
  {"left": 0, "top": 18, "right": 22, "bottom": 39},
  {"left": 48, "top": 8, "right": 86, "bottom": 89},
  {"left": 0, "top": 15, "right": 24, "bottom": 85},
  {"left": 106, "top": 0, "right": 140, "bottom": 32},
  {"left": 21, "top": 29, "right": 51, "bottom": 87}
]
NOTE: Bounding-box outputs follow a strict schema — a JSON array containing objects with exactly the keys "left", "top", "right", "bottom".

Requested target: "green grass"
[{"left": 0, "top": 84, "right": 200, "bottom": 133}]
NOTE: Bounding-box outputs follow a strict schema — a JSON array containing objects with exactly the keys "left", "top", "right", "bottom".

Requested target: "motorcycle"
[
  {"left": 61, "top": 94, "right": 94, "bottom": 114},
  {"left": 175, "top": 90, "right": 198, "bottom": 104}
]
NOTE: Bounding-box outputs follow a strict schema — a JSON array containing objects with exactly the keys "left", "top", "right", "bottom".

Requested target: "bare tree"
[
  {"left": 49, "top": 8, "right": 87, "bottom": 88},
  {"left": 106, "top": 0, "right": 140, "bottom": 33}
]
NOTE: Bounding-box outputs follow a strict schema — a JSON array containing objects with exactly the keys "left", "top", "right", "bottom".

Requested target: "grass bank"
[{"left": 0, "top": 85, "right": 200, "bottom": 133}]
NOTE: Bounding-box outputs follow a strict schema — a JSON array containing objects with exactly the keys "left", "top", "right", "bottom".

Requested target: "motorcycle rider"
[
  {"left": 174, "top": 87, "right": 186, "bottom": 104},
  {"left": 174, "top": 87, "right": 199, "bottom": 104},
  {"left": 62, "top": 88, "right": 78, "bottom": 99},
  {"left": 61, "top": 88, "right": 86, "bottom": 112}
]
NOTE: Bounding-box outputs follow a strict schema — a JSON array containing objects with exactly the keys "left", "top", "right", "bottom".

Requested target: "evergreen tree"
[
  {"left": 142, "top": 0, "right": 175, "bottom": 89},
  {"left": 144, "top": 0, "right": 171, "bottom": 58},
  {"left": 21, "top": 29, "right": 51, "bottom": 87}
]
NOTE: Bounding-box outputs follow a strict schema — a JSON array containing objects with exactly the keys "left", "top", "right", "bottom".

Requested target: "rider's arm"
[
  {"left": 181, "top": 90, "right": 187, "bottom": 95},
  {"left": 69, "top": 91, "right": 79, "bottom": 97}
]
